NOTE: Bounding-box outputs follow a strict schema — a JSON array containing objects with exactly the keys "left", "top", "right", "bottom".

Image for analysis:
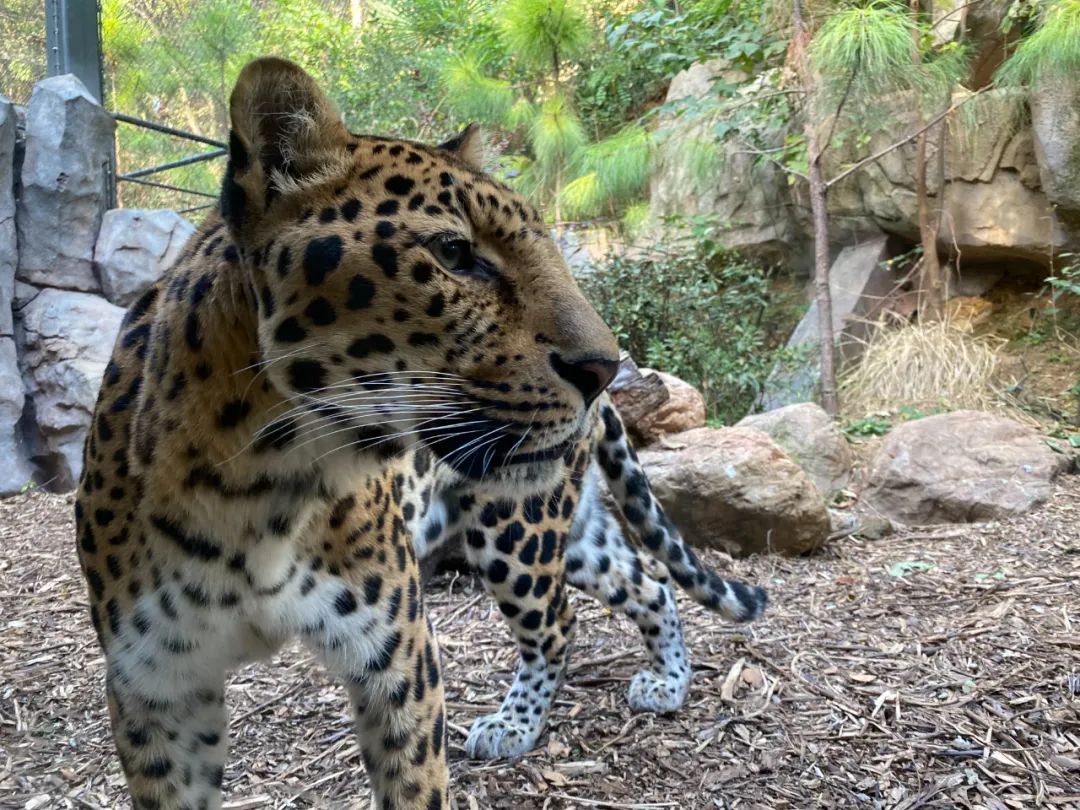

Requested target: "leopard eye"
[{"left": 429, "top": 235, "right": 475, "bottom": 274}]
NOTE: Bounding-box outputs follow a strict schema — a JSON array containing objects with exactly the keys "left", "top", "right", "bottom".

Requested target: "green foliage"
[
  {"left": 497, "top": 0, "right": 592, "bottom": 69},
  {"left": 373, "top": 0, "right": 497, "bottom": 51},
  {"left": 531, "top": 94, "right": 587, "bottom": 167},
  {"left": 843, "top": 415, "right": 893, "bottom": 436},
  {"left": 811, "top": 2, "right": 919, "bottom": 91},
  {"left": 102, "top": 0, "right": 443, "bottom": 209},
  {"left": 579, "top": 216, "right": 799, "bottom": 423},
  {"left": 997, "top": 0, "right": 1080, "bottom": 83},
  {"left": 94, "top": 0, "right": 774, "bottom": 217},
  {"left": 560, "top": 172, "right": 602, "bottom": 219},
  {"left": 1048, "top": 254, "right": 1080, "bottom": 300},
  {"left": 810, "top": 0, "right": 968, "bottom": 125},
  {"left": 842, "top": 404, "right": 936, "bottom": 436},
  {"left": 558, "top": 125, "right": 654, "bottom": 218},
  {"left": 576, "top": 0, "right": 780, "bottom": 136},
  {"left": 0, "top": 0, "right": 48, "bottom": 102},
  {"left": 620, "top": 202, "right": 651, "bottom": 238},
  {"left": 441, "top": 55, "right": 514, "bottom": 123},
  {"left": 574, "top": 126, "right": 652, "bottom": 203}
]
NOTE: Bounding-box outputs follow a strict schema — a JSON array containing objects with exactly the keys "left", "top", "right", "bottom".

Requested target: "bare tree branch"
[{"left": 825, "top": 89, "right": 985, "bottom": 189}]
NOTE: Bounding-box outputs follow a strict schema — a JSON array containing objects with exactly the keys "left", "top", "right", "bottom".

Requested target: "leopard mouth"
[{"left": 420, "top": 415, "right": 576, "bottom": 480}]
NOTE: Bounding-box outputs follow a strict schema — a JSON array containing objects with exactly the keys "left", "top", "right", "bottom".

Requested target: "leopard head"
[{"left": 223, "top": 57, "right": 618, "bottom": 479}]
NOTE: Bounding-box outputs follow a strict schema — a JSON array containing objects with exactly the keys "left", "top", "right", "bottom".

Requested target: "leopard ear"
[
  {"left": 437, "top": 123, "right": 485, "bottom": 171},
  {"left": 223, "top": 57, "right": 348, "bottom": 237}
]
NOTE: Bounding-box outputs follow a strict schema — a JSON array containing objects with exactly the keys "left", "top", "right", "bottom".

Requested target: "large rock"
[
  {"left": 1, "top": 97, "right": 16, "bottom": 336},
  {"left": 609, "top": 359, "right": 705, "bottom": 445},
  {"left": 762, "top": 235, "right": 893, "bottom": 409},
  {"left": 963, "top": 0, "right": 1017, "bottom": 88},
  {"left": 737, "top": 402, "right": 852, "bottom": 494},
  {"left": 95, "top": 209, "right": 195, "bottom": 306},
  {"left": 0, "top": 338, "right": 35, "bottom": 495},
  {"left": 18, "top": 288, "right": 125, "bottom": 488},
  {"left": 16, "top": 75, "right": 114, "bottom": 292},
  {"left": 860, "top": 411, "right": 1071, "bottom": 525},
  {"left": 1030, "top": 74, "right": 1080, "bottom": 232},
  {"left": 638, "top": 427, "right": 831, "bottom": 556},
  {"left": 825, "top": 88, "right": 1074, "bottom": 263},
  {"left": 941, "top": 170, "right": 1072, "bottom": 262},
  {"left": 647, "top": 60, "right": 804, "bottom": 269}
]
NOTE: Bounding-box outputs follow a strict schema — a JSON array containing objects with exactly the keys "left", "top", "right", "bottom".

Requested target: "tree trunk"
[
  {"left": 554, "top": 165, "right": 563, "bottom": 238},
  {"left": 793, "top": 0, "right": 839, "bottom": 415},
  {"left": 552, "top": 46, "right": 563, "bottom": 237},
  {"left": 808, "top": 155, "right": 838, "bottom": 416},
  {"left": 350, "top": 0, "right": 365, "bottom": 29},
  {"left": 915, "top": 126, "right": 945, "bottom": 321},
  {"left": 912, "top": 0, "right": 945, "bottom": 322}
]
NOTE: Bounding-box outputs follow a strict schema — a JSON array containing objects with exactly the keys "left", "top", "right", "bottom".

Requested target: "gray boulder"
[
  {"left": 1, "top": 97, "right": 16, "bottom": 336},
  {"left": 0, "top": 337, "right": 35, "bottom": 495},
  {"left": 762, "top": 235, "right": 893, "bottom": 409},
  {"left": 638, "top": 427, "right": 831, "bottom": 556},
  {"left": 95, "top": 208, "right": 195, "bottom": 306},
  {"left": 860, "top": 411, "right": 1071, "bottom": 525},
  {"left": 1030, "top": 74, "right": 1080, "bottom": 232},
  {"left": 18, "top": 288, "right": 125, "bottom": 488},
  {"left": 737, "top": 402, "right": 853, "bottom": 494},
  {"left": 16, "top": 75, "right": 114, "bottom": 292},
  {"left": 824, "top": 88, "right": 1074, "bottom": 262},
  {"left": 647, "top": 60, "right": 803, "bottom": 269}
]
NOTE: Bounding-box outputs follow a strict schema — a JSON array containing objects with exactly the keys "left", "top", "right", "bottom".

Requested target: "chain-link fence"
[
  {"left": 4, "top": 1, "right": 426, "bottom": 213},
  {"left": 101, "top": 0, "right": 399, "bottom": 214},
  {"left": 0, "top": 1, "right": 48, "bottom": 104},
  {"left": 104, "top": 1, "right": 237, "bottom": 213}
]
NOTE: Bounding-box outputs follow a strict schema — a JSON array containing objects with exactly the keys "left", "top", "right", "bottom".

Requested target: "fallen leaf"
[
  {"left": 741, "top": 666, "right": 764, "bottom": 688},
  {"left": 888, "top": 560, "right": 935, "bottom": 577}
]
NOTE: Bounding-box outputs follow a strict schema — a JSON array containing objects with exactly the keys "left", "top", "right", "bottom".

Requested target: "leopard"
[
  {"left": 412, "top": 396, "right": 767, "bottom": 759},
  {"left": 74, "top": 56, "right": 625, "bottom": 810}
]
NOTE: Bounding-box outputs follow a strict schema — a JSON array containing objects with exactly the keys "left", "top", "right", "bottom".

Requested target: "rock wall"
[
  {"left": 1, "top": 77, "right": 194, "bottom": 495},
  {"left": 650, "top": 39, "right": 1080, "bottom": 273},
  {"left": 16, "top": 75, "right": 114, "bottom": 292},
  {"left": 1, "top": 97, "right": 36, "bottom": 495},
  {"left": 823, "top": 88, "right": 1074, "bottom": 263},
  {"left": 647, "top": 60, "right": 807, "bottom": 271}
]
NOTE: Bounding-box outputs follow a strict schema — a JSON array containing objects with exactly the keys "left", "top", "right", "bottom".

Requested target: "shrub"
[{"left": 579, "top": 216, "right": 800, "bottom": 424}]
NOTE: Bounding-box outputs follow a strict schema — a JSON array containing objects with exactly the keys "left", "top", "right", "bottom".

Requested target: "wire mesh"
[
  {"left": 101, "top": 0, "right": 258, "bottom": 212},
  {"left": 0, "top": 1, "right": 48, "bottom": 104},
  {"left": 101, "top": 0, "right": 425, "bottom": 214}
]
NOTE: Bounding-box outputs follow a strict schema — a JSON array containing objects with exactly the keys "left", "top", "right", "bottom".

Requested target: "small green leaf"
[{"left": 888, "top": 560, "right": 934, "bottom": 577}]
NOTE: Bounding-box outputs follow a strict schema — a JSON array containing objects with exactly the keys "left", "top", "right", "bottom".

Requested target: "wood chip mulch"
[{"left": 2, "top": 478, "right": 1078, "bottom": 809}]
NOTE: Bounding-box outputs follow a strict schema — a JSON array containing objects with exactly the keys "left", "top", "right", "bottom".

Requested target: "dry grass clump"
[{"left": 840, "top": 317, "right": 1026, "bottom": 420}]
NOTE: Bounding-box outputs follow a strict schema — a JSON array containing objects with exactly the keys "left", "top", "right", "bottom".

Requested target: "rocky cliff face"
[
  {"left": 822, "top": 88, "right": 1073, "bottom": 264},
  {"left": 647, "top": 28, "right": 1080, "bottom": 272},
  {"left": 0, "top": 78, "right": 195, "bottom": 494},
  {"left": 646, "top": 60, "right": 807, "bottom": 271}
]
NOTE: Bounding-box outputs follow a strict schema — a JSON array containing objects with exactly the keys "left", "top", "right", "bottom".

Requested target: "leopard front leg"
[
  {"left": 106, "top": 670, "right": 230, "bottom": 810},
  {"left": 301, "top": 489, "right": 449, "bottom": 809},
  {"left": 460, "top": 497, "right": 576, "bottom": 759}
]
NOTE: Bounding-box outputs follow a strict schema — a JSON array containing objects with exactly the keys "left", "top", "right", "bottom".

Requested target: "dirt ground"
[{"left": 1, "top": 479, "right": 1078, "bottom": 810}]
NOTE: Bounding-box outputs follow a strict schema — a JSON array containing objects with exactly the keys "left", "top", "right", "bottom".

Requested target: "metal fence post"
[
  {"left": 45, "top": 0, "right": 114, "bottom": 207},
  {"left": 45, "top": 0, "right": 104, "bottom": 103}
]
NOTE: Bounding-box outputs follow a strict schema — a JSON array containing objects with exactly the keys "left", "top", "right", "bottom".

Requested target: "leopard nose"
[{"left": 549, "top": 353, "right": 619, "bottom": 407}]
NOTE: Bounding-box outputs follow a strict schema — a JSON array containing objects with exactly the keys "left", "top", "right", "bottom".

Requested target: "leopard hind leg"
[{"left": 565, "top": 473, "right": 690, "bottom": 713}]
